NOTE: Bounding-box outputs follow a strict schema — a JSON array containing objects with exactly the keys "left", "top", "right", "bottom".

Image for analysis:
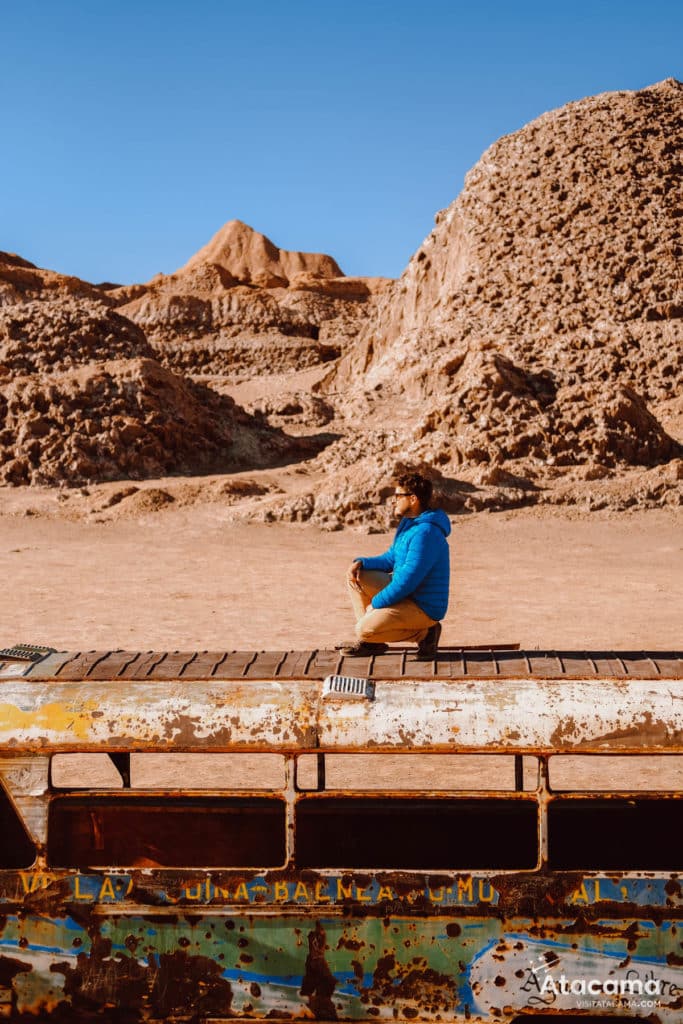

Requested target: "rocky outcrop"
[
  {"left": 114, "top": 221, "right": 390, "bottom": 380},
  {"left": 177, "top": 219, "right": 341, "bottom": 285},
  {"left": 312, "top": 79, "right": 682, "bottom": 519},
  {"left": 332, "top": 79, "right": 682, "bottom": 392},
  {"left": 0, "top": 251, "right": 113, "bottom": 308},
  {"left": 0, "top": 298, "right": 152, "bottom": 373},
  {"left": 0, "top": 299, "right": 302, "bottom": 486}
]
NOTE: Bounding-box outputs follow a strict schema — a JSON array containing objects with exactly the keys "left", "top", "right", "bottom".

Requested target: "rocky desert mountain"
[
  {"left": 0, "top": 79, "right": 680, "bottom": 525},
  {"left": 112, "top": 220, "right": 390, "bottom": 383},
  {"left": 0, "top": 255, "right": 304, "bottom": 486},
  {"left": 297, "top": 78, "right": 681, "bottom": 526}
]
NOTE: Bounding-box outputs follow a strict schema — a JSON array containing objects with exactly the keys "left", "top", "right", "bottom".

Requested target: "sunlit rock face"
[
  {"left": 113, "top": 220, "right": 390, "bottom": 381},
  {"left": 300, "top": 79, "right": 681, "bottom": 527},
  {"left": 0, "top": 297, "right": 300, "bottom": 486}
]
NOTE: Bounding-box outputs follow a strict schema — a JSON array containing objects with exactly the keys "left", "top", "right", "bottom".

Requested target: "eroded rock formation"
[
  {"left": 0, "top": 298, "right": 300, "bottom": 486},
  {"left": 114, "top": 220, "right": 390, "bottom": 381},
  {"left": 297, "top": 78, "right": 682, "bottom": 525},
  {"left": 1, "top": 80, "right": 680, "bottom": 521}
]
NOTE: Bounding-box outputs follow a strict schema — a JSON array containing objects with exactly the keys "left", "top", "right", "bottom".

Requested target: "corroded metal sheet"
[
  {"left": 0, "top": 680, "right": 318, "bottom": 751},
  {"left": 119, "top": 651, "right": 169, "bottom": 679},
  {"left": 316, "top": 678, "right": 683, "bottom": 752},
  {"left": 208, "top": 651, "right": 255, "bottom": 678},
  {"left": 303, "top": 650, "right": 343, "bottom": 678},
  {"left": 0, "top": 677, "right": 682, "bottom": 753},
  {"left": 150, "top": 651, "right": 199, "bottom": 678},
  {"left": 0, "top": 874, "right": 682, "bottom": 1020},
  {"left": 0, "top": 756, "right": 50, "bottom": 845},
  {"left": 276, "top": 650, "right": 316, "bottom": 678},
  {"left": 54, "top": 651, "right": 109, "bottom": 680},
  {"left": 371, "top": 650, "right": 405, "bottom": 678}
]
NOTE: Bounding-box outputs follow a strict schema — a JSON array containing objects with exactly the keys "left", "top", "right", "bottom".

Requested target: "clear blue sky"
[{"left": 4, "top": 0, "right": 681, "bottom": 284}]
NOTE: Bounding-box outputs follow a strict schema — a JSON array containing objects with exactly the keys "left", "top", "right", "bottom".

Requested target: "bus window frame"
[{"left": 1, "top": 749, "right": 681, "bottom": 876}]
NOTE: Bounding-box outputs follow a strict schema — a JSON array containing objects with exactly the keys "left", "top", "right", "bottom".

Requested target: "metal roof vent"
[
  {"left": 0, "top": 643, "right": 55, "bottom": 662},
  {"left": 323, "top": 674, "right": 375, "bottom": 701}
]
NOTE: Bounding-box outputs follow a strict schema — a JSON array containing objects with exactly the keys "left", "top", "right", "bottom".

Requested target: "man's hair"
[{"left": 395, "top": 471, "right": 433, "bottom": 510}]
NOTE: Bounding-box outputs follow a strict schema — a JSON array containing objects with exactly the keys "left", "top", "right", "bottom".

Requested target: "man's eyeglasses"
[{"left": 392, "top": 492, "right": 413, "bottom": 499}]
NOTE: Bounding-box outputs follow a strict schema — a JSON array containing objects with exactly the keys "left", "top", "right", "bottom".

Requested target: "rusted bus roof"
[
  {"left": 317, "top": 677, "right": 683, "bottom": 752},
  {"left": 0, "top": 650, "right": 681, "bottom": 753},
  {"left": 3, "top": 647, "right": 682, "bottom": 682},
  {"left": 0, "top": 678, "right": 319, "bottom": 753}
]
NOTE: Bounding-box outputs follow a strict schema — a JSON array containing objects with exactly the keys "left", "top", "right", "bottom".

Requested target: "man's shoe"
[
  {"left": 336, "top": 640, "right": 389, "bottom": 656},
  {"left": 416, "top": 622, "right": 442, "bottom": 661}
]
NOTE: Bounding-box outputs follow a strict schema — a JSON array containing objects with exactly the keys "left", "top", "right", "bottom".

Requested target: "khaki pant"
[{"left": 348, "top": 569, "right": 436, "bottom": 644}]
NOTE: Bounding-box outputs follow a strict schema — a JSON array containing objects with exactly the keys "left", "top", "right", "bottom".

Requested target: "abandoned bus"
[{"left": 0, "top": 644, "right": 682, "bottom": 1022}]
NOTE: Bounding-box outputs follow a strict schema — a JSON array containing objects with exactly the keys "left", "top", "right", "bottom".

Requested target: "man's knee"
[
  {"left": 357, "top": 614, "right": 382, "bottom": 642},
  {"left": 347, "top": 568, "right": 372, "bottom": 596}
]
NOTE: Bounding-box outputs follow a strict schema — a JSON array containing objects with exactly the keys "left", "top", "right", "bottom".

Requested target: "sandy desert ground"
[{"left": 0, "top": 489, "right": 679, "bottom": 653}]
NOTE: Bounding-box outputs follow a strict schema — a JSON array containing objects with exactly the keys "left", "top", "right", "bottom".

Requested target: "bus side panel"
[{"left": 1, "top": 911, "right": 682, "bottom": 1020}]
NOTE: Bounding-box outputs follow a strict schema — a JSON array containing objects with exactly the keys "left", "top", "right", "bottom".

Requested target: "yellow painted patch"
[{"left": 0, "top": 701, "right": 98, "bottom": 740}]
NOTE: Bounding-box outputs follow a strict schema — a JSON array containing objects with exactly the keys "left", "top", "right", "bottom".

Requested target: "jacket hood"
[{"left": 413, "top": 508, "right": 452, "bottom": 537}]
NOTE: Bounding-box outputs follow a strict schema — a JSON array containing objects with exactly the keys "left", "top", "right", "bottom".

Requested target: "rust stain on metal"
[
  {"left": 491, "top": 871, "right": 582, "bottom": 915},
  {"left": 300, "top": 921, "right": 337, "bottom": 1020},
  {"left": 0, "top": 956, "right": 38, "bottom": 1019},
  {"left": 542, "top": 913, "right": 649, "bottom": 945},
  {"left": 549, "top": 716, "right": 580, "bottom": 746},
  {"left": 3, "top": 652, "right": 682, "bottom": 754},
  {"left": 0, "top": 954, "right": 32, "bottom": 1014},
  {"left": 359, "top": 951, "right": 458, "bottom": 1017},
  {"left": 666, "top": 877, "right": 683, "bottom": 898},
  {"left": 585, "top": 711, "right": 674, "bottom": 747},
  {"left": 336, "top": 936, "right": 364, "bottom": 951},
  {"left": 148, "top": 950, "right": 233, "bottom": 1018},
  {"left": 22, "top": 876, "right": 73, "bottom": 914},
  {"left": 51, "top": 934, "right": 148, "bottom": 1014}
]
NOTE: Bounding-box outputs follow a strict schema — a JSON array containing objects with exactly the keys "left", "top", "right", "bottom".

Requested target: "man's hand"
[{"left": 346, "top": 559, "right": 363, "bottom": 592}]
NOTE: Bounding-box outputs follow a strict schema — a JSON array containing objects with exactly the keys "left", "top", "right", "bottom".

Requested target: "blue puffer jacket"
[{"left": 358, "top": 508, "right": 451, "bottom": 621}]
